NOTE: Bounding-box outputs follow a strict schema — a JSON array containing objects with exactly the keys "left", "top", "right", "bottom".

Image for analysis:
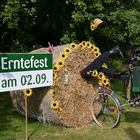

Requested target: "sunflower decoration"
[
  {"left": 60, "top": 52, "right": 67, "bottom": 60},
  {"left": 79, "top": 42, "right": 84, "bottom": 49},
  {"left": 57, "top": 59, "right": 64, "bottom": 68},
  {"left": 80, "top": 41, "right": 87, "bottom": 49},
  {"left": 51, "top": 90, "right": 56, "bottom": 97},
  {"left": 53, "top": 72, "right": 57, "bottom": 80},
  {"left": 92, "top": 46, "right": 100, "bottom": 54},
  {"left": 94, "top": 52, "right": 101, "bottom": 58},
  {"left": 91, "top": 70, "right": 98, "bottom": 77},
  {"left": 86, "top": 41, "right": 92, "bottom": 48},
  {"left": 64, "top": 48, "right": 71, "bottom": 54},
  {"left": 98, "top": 72, "right": 105, "bottom": 80},
  {"left": 101, "top": 77, "right": 110, "bottom": 87},
  {"left": 89, "top": 44, "right": 96, "bottom": 50},
  {"left": 54, "top": 63, "right": 60, "bottom": 71},
  {"left": 51, "top": 100, "right": 59, "bottom": 110},
  {"left": 90, "top": 23, "right": 96, "bottom": 31},
  {"left": 70, "top": 43, "right": 77, "bottom": 49},
  {"left": 23, "top": 88, "right": 32, "bottom": 97}
]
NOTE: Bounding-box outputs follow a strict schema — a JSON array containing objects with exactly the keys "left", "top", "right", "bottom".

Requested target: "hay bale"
[{"left": 10, "top": 43, "right": 100, "bottom": 127}]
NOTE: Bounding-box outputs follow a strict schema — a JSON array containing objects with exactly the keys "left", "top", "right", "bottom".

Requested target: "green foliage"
[
  {"left": 0, "top": 0, "right": 39, "bottom": 52},
  {"left": 0, "top": 0, "right": 140, "bottom": 52},
  {"left": 61, "top": 0, "right": 140, "bottom": 50}
]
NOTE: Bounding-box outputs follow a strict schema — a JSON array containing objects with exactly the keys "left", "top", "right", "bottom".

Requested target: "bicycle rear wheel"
[{"left": 91, "top": 92, "right": 121, "bottom": 128}]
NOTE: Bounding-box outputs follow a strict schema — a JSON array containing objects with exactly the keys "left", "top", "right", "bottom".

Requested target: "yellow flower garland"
[{"left": 52, "top": 39, "right": 111, "bottom": 112}]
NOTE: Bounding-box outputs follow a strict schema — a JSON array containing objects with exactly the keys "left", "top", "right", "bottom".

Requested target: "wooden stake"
[{"left": 25, "top": 96, "right": 28, "bottom": 140}]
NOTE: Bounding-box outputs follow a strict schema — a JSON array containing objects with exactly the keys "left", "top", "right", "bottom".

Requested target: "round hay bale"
[{"left": 10, "top": 42, "right": 101, "bottom": 127}]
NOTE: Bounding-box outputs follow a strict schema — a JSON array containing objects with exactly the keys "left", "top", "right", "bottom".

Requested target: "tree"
[
  {"left": 0, "top": 0, "right": 72, "bottom": 52},
  {"left": 61, "top": 0, "right": 140, "bottom": 51},
  {"left": 0, "top": 0, "right": 140, "bottom": 52}
]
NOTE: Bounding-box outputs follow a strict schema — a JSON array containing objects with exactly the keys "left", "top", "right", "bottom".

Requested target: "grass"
[{"left": 0, "top": 80, "right": 140, "bottom": 140}]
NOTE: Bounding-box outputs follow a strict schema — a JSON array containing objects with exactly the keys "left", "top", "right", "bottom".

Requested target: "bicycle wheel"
[{"left": 91, "top": 92, "right": 121, "bottom": 128}]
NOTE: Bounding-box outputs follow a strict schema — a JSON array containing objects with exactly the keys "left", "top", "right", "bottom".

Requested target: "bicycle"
[{"left": 90, "top": 51, "right": 140, "bottom": 128}]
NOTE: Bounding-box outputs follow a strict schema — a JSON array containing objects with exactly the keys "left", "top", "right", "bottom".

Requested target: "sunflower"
[
  {"left": 51, "top": 101, "right": 59, "bottom": 110},
  {"left": 53, "top": 64, "right": 60, "bottom": 72},
  {"left": 70, "top": 43, "right": 77, "bottom": 49},
  {"left": 53, "top": 72, "right": 57, "bottom": 79},
  {"left": 80, "top": 41, "right": 87, "bottom": 49},
  {"left": 64, "top": 48, "right": 71, "bottom": 54},
  {"left": 91, "top": 70, "right": 98, "bottom": 77},
  {"left": 90, "top": 23, "right": 96, "bottom": 31},
  {"left": 95, "top": 52, "right": 101, "bottom": 58},
  {"left": 98, "top": 72, "right": 105, "bottom": 80},
  {"left": 60, "top": 52, "right": 67, "bottom": 60},
  {"left": 57, "top": 59, "right": 64, "bottom": 68},
  {"left": 79, "top": 42, "right": 84, "bottom": 49},
  {"left": 105, "top": 83, "right": 111, "bottom": 88},
  {"left": 92, "top": 46, "right": 100, "bottom": 53},
  {"left": 101, "top": 77, "right": 110, "bottom": 86},
  {"left": 23, "top": 88, "right": 32, "bottom": 97},
  {"left": 89, "top": 44, "right": 96, "bottom": 49},
  {"left": 86, "top": 41, "right": 92, "bottom": 48},
  {"left": 82, "top": 41, "right": 87, "bottom": 46}
]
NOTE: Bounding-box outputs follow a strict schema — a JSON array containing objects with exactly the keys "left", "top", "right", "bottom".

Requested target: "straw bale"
[{"left": 10, "top": 44, "right": 100, "bottom": 127}]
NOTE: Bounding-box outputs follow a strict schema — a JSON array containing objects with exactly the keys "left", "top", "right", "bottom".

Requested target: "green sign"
[
  {"left": 0, "top": 53, "right": 53, "bottom": 92},
  {"left": 0, "top": 53, "right": 52, "bottom": 72}
]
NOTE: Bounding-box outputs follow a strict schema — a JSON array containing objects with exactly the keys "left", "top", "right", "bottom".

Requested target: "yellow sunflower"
[
  {"left": 92, "top": 46, "right": 100, "bottom": 53},
  {"left": 53, "top": 64, "right": 60, "bottom": 72},
  {"left": 91, "top": 70, "right": 98, "bottom": 77},
  {"left": 57, "top": 59, "right": 64, "bottom": 68},
  {"left": 101, "top": 77, "right": 110, "bottom": 86},
  {"left": 90, "top": 23, "right": 96, "bottom": 31},
  {"left": 105, "top": 82, "right": 111, "bottom": 88},
  {"left": 95, "top": 52, "right": 101, "bottom": 58},
  {"left": 80, "top": 41, "right": 87, "bottom": 49},
  {"left": 23, "top": 88, "right": 32, "bottom": 97},
  {"left": 70, "top": 43, "right": 77, "bottom": 49},
  {"left": 86, "top": 41, "right": 92, "bottom": 48},
  {"left": 60, "top": 52, "right": 67, "bottom": 60},
  {"left": 89, "top": 44, "right": 96, "bottom": 50},
  {"left": 51, "top": 101, "right": 59, "bottom": 110},
  {"left": 98, "top": 72, "right": 105, "bottom": 80},
  {"left": 64, "top": 48, "right": 71, "bottom": 54},
  {"left": 53, "top": 72, "right": 57, "bottom": 79},
  {"left": 79, "top": 42, "right": 84, "bottom": 49}
]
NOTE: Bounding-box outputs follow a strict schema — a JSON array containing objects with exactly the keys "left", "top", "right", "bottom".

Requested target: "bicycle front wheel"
[{"left": 91, "top": 92, "right": 121, "bottom": 128}]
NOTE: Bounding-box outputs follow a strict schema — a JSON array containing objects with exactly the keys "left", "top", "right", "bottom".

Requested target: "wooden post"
[{"left": 25, "top": 96, "right": 28, "bottom": 140}]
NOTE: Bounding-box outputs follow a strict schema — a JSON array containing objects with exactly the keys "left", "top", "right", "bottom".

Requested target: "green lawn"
[{"left": 0, "top": 80, "right": 140, "bottom": 140}]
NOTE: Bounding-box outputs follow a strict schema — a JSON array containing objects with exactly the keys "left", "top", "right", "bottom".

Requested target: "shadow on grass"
[
  {"left": 124, "top": 111, "right": 140, "bottom": 123},
  {"left": 125, "top": 127, "right": 140, "bottom": 140}
]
